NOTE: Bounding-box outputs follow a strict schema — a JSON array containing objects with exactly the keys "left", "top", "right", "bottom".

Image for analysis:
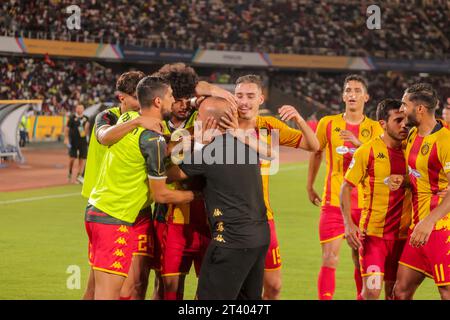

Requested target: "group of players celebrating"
[{"left": 78, "top": 62, "right": 450, "bottom": 300}]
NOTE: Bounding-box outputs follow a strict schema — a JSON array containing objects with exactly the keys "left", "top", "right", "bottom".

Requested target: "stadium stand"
[{"left": 1, "top": 0, "right": 449, "bottom": 59}]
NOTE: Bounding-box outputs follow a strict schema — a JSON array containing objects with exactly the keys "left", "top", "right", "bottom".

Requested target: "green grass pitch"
[{"left": 0, "top": 162, "right": 439, "bottom": 299}]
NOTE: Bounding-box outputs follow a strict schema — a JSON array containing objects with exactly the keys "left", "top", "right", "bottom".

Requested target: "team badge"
[
  {"left": 421, "top": 144, "right": 430, "bottom": 155},
  {"left": 361, "top": 129, "right": 370, "bottom": 138},
  {"left": 213, "top": 208, "right": 223, "bottom": 217}
]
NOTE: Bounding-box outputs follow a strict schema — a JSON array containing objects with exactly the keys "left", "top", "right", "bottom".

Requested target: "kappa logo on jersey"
[
  {"left": 377, "top": 152, "right": 386, "bottom": 159},
  {"left": 348, "top": 157, "right": 356, "bottom": 169},
  {"left": 408, "top": 166, "right": 421, "bottom": 178},
  {"left": 336, "top": 146, "right": 357, "bottom": 155},
  {"left": 334, "top": 127, "right": 341, "bottom": 132}
]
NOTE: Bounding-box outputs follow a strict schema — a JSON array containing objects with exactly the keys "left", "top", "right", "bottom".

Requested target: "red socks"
[
  {"left": 164, "top": 291, "right": 177, "bottom": 300},
  {"left": 318, "top": 266, "right": 335, "bottom": 300},
  {"left": 354, "top": 267, "right": 363, "bottom": 298}
]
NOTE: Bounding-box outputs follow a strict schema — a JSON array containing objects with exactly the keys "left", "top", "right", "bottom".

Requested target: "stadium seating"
[{"left": 1, "top": 1, "right": 448, "bottom": 59}]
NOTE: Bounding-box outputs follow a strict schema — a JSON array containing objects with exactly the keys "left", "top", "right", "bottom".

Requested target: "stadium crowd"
[
  {"left": 1, "top": 55, "right": 449, "bottom": 118},
  {"left": 0, "top": 56, "right": 115, "bottom": 114},
  {"left": 1, "top": 0, "right": 449, "bottom": 59},
  {"left": 273, "top": 71, "right": 450, "bottom": 118}
]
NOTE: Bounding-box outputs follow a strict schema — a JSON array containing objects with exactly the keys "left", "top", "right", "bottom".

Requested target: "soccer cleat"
[{"left": 76, "top": 175, "right": 84, "bottom": 184}]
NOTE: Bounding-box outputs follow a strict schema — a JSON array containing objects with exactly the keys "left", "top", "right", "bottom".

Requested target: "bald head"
[{"left": 198, "top": 97, "right": 232, "bottom": 124}]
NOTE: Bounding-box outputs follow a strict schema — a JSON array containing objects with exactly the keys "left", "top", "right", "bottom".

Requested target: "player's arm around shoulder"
[{"left": 140, "top": 130, "right": 194, "bottom": 205}]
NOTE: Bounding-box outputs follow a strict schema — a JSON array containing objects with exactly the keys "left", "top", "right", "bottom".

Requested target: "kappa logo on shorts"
[
  {"left": 110, "top": 261, "right": 123, "bottom": 269},
  {"left": 213, "top": 208, "right": 223, "bottom": 217},
  {"left": 113, "top": 249, "right": 125, "bottom": 257},
  {"left": 114, "top": 237, "right": 127, "bottom": 245},
  {"left": 214, "top": 234, "right": 226, "bottom": 243},
  {"left": 116, "top": 226, "right": 129, "bottom": 233},
  {"left": 216, "top": 222, "right": 225, "bottom": 232}
]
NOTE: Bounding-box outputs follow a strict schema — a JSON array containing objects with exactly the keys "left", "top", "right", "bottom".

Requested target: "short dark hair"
[
  {"left": 116, "top": 71, "right": 146, "bottom": 96},
  {"left": 343, "top": 74, "right": 369, "bottom": 93},
  {"left": 136, "top": 76, "right": 170, "bottom": 109},
  {"left": 376, "top": 99, "right": 402, "bottom": 121},
  {"left": 236, "top": 74, "right": 263, "bottom": 90},
  {"left": 404, "top": 83, "right": 438, "bottom": 112},
  {"left": 156, "top": 63, "right": 198, "bottom": 100}
]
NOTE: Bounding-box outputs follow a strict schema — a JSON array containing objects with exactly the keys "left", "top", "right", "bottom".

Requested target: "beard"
[{"left": 406, "top": 112, "right": 419, "bottom": 127}]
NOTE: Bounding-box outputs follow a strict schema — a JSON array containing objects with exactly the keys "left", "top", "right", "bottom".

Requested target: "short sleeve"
[
  {"left": 95, "top": 109, "right": 119, "bottom": 131},
  {"left": 315, "top": 117, "right": 329, "bottom": 151},
  {"left": 439, "top": 132, "right": 450, "bottom": 174},
  {"left": 344, "top": 146, "right": 369, "bottom": 187},
  {"left": 139, "top": 131, "right": 167, "bottom": 179}
]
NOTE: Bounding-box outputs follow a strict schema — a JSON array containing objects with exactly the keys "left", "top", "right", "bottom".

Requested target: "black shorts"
[
  {"left": 197, "top": 242, "right": 269, "bottom": 300},
  {"left": 69, "top": 140, "right": 88, "bottom": 159}
]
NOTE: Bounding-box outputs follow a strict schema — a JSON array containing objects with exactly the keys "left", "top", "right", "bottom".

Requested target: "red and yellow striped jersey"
[
  {"left": 256, "top": 116, "right": 303, "bottom": 220},
  {"left": 157, "top": 111, "right": 208, "bottom": 226},
  {"left": 405, "top": 122, "right": 450, "bottom": 230},
  {"left": 344, "top": 136, "right": 411, "bottom": 239},
  {"left": 316, "top": 114, "right": 383, "bottom": 208}
]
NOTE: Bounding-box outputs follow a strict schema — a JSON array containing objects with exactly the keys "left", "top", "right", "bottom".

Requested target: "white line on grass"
[{"left": 0, "top": 192, "right": 80, "bottom": 205}]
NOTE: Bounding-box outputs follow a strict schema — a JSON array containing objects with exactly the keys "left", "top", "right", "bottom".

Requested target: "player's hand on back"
[
  {"left": 437, "top": 187, "right": 449, "bottom": 199},
  {"left": 387, "top": 174, "right": 404, "bottom": 191},
  {"left": 278, "top": 105, "right": 304, "bottom": 123},
  {"left": 339, "top": 130, "right": 361, "bottom": 147},
  {"left": 138, "top": 116, "right": 163, "bottom": 134}
]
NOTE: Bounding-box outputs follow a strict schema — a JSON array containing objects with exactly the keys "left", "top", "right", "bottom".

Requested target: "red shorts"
[
  {"left": 359, "top": 236, "right": 406, "bottom": 282},
  {"left": 86, "top": 221, "right": 134, "bottom": 277},
  {"left": 161, "top": 223, "right": 210, "bottom": 277},
  {"left": 132, "top": 215, "right": 155, "bottom": 258},
  {"left": 152, "top": 220, "right": 167, "bottom": 271},
  {"left": 265, "top": 219, "right": 282, "bottom": 271},
  {"left": 399, "top": 229, "right": 450, "bottom": 286},
  {"left": 319, "top": 206, "right": 361, "bottom": 243}
]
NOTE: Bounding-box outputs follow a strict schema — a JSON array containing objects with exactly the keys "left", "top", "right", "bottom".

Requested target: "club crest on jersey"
[
  {"left": 361, "top": 129, "right": 370, "bottom": 138},
  {"left": 408, "top": 166, "right": 421, "bottom": 178},
  {"left": 421, "top": 144, "right": 430, "bottom": 155}
]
